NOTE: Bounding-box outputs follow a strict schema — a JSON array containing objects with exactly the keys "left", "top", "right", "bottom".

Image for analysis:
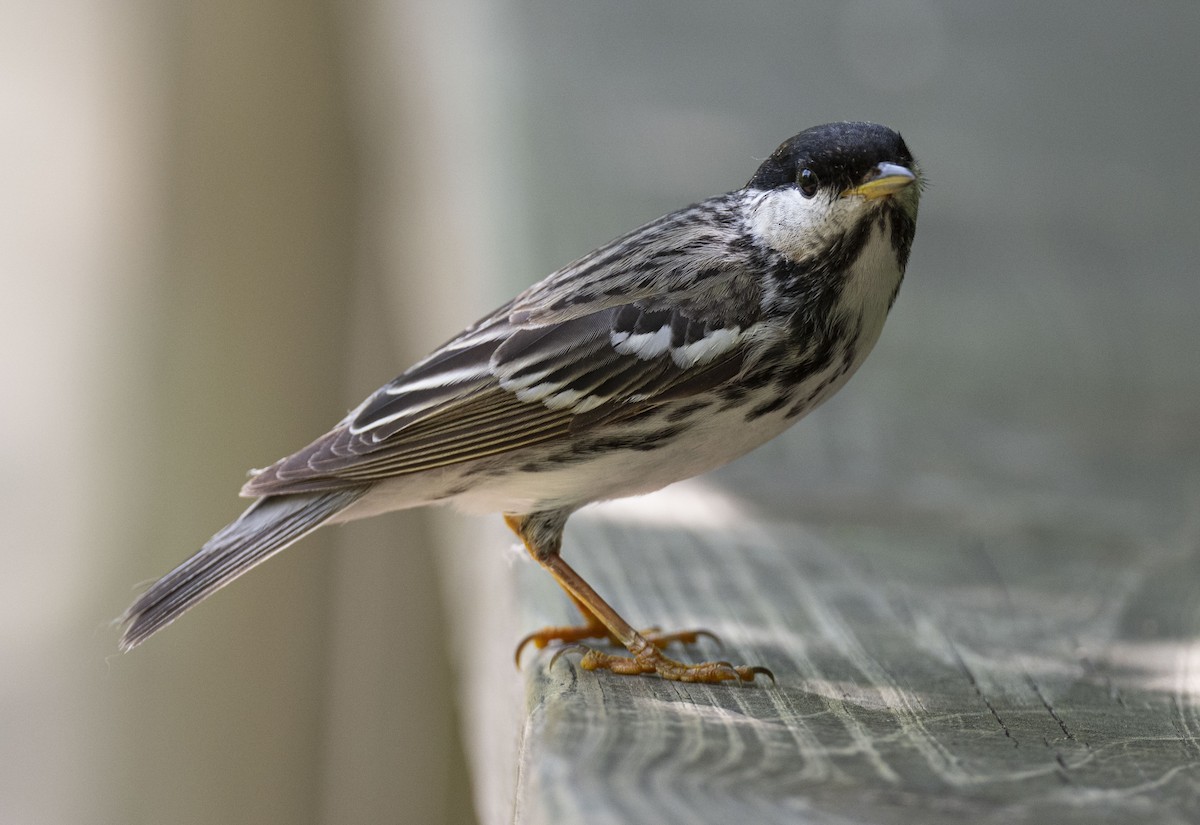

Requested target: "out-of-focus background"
[{"left": 4, "top": 1, "right": 1198, "bottom": 823}]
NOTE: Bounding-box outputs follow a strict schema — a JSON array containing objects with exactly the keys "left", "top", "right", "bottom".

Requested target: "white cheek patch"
[
  {"left": 611, "top": 324, "right": 672, "bottom": 359},
  {"left": 749, "top": 187, "right": 867, "bottom": 261},
  {"left": 748, "top": 188, "right": 827, "bottom": 257}
]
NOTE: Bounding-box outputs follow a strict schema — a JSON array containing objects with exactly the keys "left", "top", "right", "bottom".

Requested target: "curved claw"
[
  {"left": 549, "top": 643, "right": 588, "bottom": 673},
  {"left": 514, "top": 632, "right": 540, "bottom": 669},
  {"left": 514, "top": 623, "right": 614, "bottom": 669},
  {"left": 738, "top": 664, "right": 777, "bottom": 685},
  {"left": 691, "top": 628, "right": 724, "bottom": 651},
  {"left": 711, "top": 661, "right": 776, "bottom": 685}
]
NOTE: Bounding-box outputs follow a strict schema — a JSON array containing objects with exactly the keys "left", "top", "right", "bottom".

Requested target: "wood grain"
[{"left": 473, "top": 480, "right": 1200, "bottom": 824}]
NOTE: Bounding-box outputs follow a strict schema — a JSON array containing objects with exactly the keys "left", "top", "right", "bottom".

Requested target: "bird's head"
[{"left": 744, "top": 121, "right": 922, "bottom": 263}]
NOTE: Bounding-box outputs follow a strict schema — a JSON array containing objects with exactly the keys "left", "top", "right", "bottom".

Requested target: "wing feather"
[{"left": 242, "top": 200, "right": 771, "bottom": 498}]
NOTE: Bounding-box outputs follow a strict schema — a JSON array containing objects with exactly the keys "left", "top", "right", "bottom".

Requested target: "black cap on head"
[{"left": 746, "top": 122, "right": 914, "bottom": 192}]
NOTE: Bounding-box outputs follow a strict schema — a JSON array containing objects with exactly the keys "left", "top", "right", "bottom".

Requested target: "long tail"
[{"left": 120, "top": 487, "right": 367, "bottom": 651}]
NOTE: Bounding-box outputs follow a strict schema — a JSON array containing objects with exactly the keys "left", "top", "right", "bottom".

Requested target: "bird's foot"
[
  {"left": 515, "top": 623, "right": 720, "bottom": 667},
  {"left": 515, "top": 622, "right": 615, "bottom": 666},
  {"left": 553, "top": 643, "right": 774, "bottom": 684}
]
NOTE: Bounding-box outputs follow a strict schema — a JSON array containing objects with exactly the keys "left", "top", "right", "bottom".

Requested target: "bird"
[{"left": 120, "top": 121, "right": 922, "bottom": 684}]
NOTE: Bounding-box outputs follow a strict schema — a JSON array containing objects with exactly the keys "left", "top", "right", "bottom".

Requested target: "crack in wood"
[
  {"left": 1026, "top": 674, "right": 1077, "bottom": 743},
  {"left": 947, "top": 638, "right": 1016, "bottom": 746}
]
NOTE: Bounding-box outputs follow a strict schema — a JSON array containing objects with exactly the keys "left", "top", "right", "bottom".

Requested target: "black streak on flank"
[
  {"left": 665, "top": 401, "right": 710, "bottom": 423},
  {"left": 431, "top": 483, "right": 473, "bottom": 501},
  {"left": 571, "top": 425, "right": 689, "bottom": 456},
  {"left": 776, "top": 324, "right": 842, "bottom": 388},
  {"left": 717, "top": 385, "right": 749, "bottom": 410},
  {"left": 744, "top": 392, "right": 793, "bottom": 422},
  {"left": 784, "top": 340, "right": 857, "bottom": 419}
]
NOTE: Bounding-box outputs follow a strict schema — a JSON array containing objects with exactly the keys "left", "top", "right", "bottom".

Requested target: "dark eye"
[{"left": 798, "top": 168, "right": 819, "bottom": 197}]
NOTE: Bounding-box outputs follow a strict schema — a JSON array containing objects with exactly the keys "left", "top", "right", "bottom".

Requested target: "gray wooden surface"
[
  {"left": 434, "top": 5, "right": 1200, "bottom": 822},
  {"left": 478, "top": 474, "right": 1200, "bottom": 825}
]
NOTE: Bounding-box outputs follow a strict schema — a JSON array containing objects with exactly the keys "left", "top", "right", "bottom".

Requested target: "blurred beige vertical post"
[
  {"left": 121, "top": 0, "right": 502, "bottom": 821},
  {"left": 111, "top": 1, "right": 364, "bottom": 823},
  {"left": 332, "top": 2, "right": 528, "bottom": 824},
  {"left": 9, "top": 0, "right": 519, "bottom": 821},
  {"left": 0, "top": 2, "right": 168, "bottom": 824}
]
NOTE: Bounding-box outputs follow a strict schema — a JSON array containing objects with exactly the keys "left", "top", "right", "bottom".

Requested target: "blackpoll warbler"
[{"left": 122, "top": 121, "right": 922, "bottom": 684}]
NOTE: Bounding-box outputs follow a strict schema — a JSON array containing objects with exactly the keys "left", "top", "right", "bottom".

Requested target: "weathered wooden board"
[{"left": 458, "top": 477, "right": 1200, "bottom": 825}]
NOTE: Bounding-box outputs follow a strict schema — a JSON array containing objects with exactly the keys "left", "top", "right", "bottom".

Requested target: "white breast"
[{"left": 836, "top": 221, "right": 904, "bottom": 359}]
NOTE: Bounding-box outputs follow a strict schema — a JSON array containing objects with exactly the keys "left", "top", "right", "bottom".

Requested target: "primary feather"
[{"left": 120, "top": 489, "right": 366, "bottom": 649}]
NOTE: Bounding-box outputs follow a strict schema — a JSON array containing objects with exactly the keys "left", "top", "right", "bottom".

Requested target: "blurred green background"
[{"left": 4, "top": 1, "right": 1198, "bottom": 824}]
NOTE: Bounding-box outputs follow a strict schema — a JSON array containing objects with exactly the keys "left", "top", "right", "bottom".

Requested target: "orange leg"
[{"left": 506, "top": 513, "right": 772, "bottom": 684}]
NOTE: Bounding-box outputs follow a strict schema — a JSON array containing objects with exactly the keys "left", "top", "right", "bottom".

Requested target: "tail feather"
[{"left": 120, "top": 488, "right": 367, "bottom": 650}]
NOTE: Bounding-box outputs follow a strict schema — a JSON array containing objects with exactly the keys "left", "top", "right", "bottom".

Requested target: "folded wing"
[{"left": 243, "top": 200, "right": 768, "bottom": 497}]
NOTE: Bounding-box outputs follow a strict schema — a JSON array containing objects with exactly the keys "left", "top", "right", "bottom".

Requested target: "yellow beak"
[{"left": 842, "top": 162, "right": 916, "bottom": 200}]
